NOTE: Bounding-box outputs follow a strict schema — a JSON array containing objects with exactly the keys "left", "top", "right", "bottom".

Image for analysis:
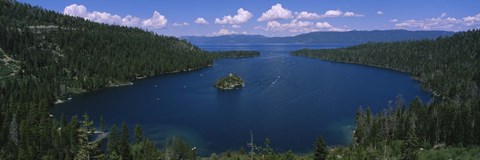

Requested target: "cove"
[{"left": 54, "top": 43, "right": 430, "bottom": 155}]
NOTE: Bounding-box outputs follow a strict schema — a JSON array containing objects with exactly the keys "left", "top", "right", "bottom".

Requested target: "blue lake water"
[{"left": 54, "top": 43, "right": 430, "bottom": 155}]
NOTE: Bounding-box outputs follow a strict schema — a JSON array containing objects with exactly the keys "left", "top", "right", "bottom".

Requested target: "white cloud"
[
  {"left": 344, "top": 11, "right": 364, "bottom": 17},
  {"left": 64, "top": 4, "right": 87, "bottom": 17},
  {"left": 263, "top": 19, "right": 346, "bottom": 33},
  {"left": 121, "top": 15, "right": 142, "bottom": 26},
  {"left": 141, "top": 11, "right": 167, "bottom": 29},
  {"left": 85, "top": 11, "right": 122, "bottom": 24},
  {"left": 377, "top": 11, "right": 384, "bottom": 15},
  {"left": 463, "top": 13, "right": 480, "bottom": 26},
  {"left": 295, "top": 11, "right": 321, "bottom": 19},
  {"left": 172, "top": 22, "right": 189, "bottom": 27},
  {"left": 316, "top": 22, "right": 332, "bottom": 28},
  {"left": 194, "top": 17, "right": 209, "bottom": 24},
  {"left": 389, "top": 19, "right": 398, "bottom": 22},
  {"left": 232, "top": 25, "right": 241, "bottom": 28},
  {"left": 324, "top": 10, "right": 343, "bottom": 17},
  {"left": 213, "top": 28, "right": 239, "bottom": 35},
  {"left": 394, "top": 13, "right": 480, "bottom": 30},
  {"left": 295, "top": 10, "right": 363, "bottom": 20},
  {"left": 215, "top": 8, "right": 253, "bottom": 25},
  {"left": 63, "top": 4, "right": 167, "bottom": 29},
  {"left": 258, "top": 3, "right": 293, "bottom": 21}
]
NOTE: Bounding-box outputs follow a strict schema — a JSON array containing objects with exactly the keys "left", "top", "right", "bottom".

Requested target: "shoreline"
[
  {"left": 294, "top": 54, "right": 441, "bottom": 99},
  {"left": 53, "top": 63, "right": 214, "bottom": 105}
]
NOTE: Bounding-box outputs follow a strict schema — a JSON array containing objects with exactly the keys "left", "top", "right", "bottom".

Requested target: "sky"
[{"left": 18, "top": 0, "right": 480, "bottom": 37}]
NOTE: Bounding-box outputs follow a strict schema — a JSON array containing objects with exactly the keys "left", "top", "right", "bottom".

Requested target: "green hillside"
[
  {"left": 0, "top": 1, "right": 213, "bottom": 159},
  {"left": 292, "top": 30, "right": 480, "bottom": 159}
]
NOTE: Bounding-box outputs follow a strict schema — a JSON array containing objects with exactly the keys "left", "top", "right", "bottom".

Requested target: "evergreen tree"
[
  {"left": 401, "top": 119, "right": 419, "bottom": 160},
  {"left": 119, "top": 122, "right": 132, "bottom": 160},
  {"left": 107, "top": 124, "right": 119, "bottom": 155},
  {"left": 261, "top": 138, "right": 275, "bottom": 160},
  {"left": 164, "top": 136, "right": 193, "bottom": 160},
  {"left": 314, "top": 135, "right": 328, "bottom": 160},
  {"left": 134, "top": 124, "right": 143, "bottom": 144},
  {"left": 74, "top": 114, "right": 103, "bottom": 160}
]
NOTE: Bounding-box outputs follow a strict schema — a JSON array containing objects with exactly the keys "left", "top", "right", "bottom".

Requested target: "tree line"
[{"left": 292, "top": 29, "right": 480, "bottom": 159}]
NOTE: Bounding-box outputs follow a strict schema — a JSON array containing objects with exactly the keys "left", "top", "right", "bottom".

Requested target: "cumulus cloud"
[
  {"left": 389, "top": 19, "right": 399, "bottom": 22},
  {"left": 258, "top": 3, "right": 293, "bottom": 21},
  {"left": 377, "top": 11, "right": 384, "bottom": 15},
  {"left": 344, "top": 11, "right": 364, "bottom": 17},
  {"left": 213, "top": 28, "right": 247, "bottom": 35},
  {"left": 324, "top": 10, "right": 343, "bottom": 17},
  {"left": 262, "top": 19, "right": 346, "bottom": 33},
  {"left": 463, "top": 13, "right": 480, "bottom": 26},
  {"left": 172, "top": 22, "right": 189, "bottom": 27},
  {"left": 64, "top": 4, "right": 87, "bottom": 17},
  {"left": 316, "top": 22, "right": 333, "bottom": 28},
  {"left": 215, "top": 8, "right": 253, "bottom": 25},
  {"left": 295, "top": 11, "right": 322, "bottom": 19},
  {"left": 395, "top": 13, "right": 480, "bottom": 30},
  {"left": 295, "top": 10, "right": 363, "bottom": 19},
  {"left": 63, "top": 4, "right": 167, "bottom": 29},
  {"left": 142, "top": 11, "right": 168, "bottom": 29},
  {"left": 194, "top": 17, "right": 209, "bottom": 24}
]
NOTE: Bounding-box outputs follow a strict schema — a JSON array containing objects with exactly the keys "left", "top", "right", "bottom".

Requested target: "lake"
[{"left": 54, "top": 43, "right": 430, "bottom": 155}]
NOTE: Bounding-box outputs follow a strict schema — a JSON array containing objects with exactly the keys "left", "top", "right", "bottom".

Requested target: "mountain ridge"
[{"left": 182, "top": 30, "right": 455, "bottom": 44}]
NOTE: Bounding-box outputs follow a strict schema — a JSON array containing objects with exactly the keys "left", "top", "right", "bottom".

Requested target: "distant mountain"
[
  {"left": 182, "top": 30, "right": 455, "bottom": 44},
  {"left": 183, "top": 34, "right": 269, "bottom": 44}
]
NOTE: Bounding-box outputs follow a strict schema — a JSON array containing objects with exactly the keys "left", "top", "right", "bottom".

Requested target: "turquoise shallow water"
[{"left": 54, "top": 43, "right": 429, "bottom": 155}]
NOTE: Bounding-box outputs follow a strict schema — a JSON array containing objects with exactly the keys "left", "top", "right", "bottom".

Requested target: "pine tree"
[
  {"left": 354, "top": 106, "right": 364, "bottom": 144},
  {"left": 314, "top": 135, "right": 328, "bottom": 160},
  {"left": 134, "top": 124, "right": 143, "bottom": 144},
  {"left": 107, "top": 124, "right": 119, "bottom": 154},
  {"left": 74, "top": 114, "right": 103, "bottom": 160},
  {"left": 119, "top": 122, "right": 132, "bottom": 160},
  {"left": 401, "top": 119, "right": 419, "bottom": 160},
  {"left": 261, "top": 138, "right": 275, "bottom": 160}
]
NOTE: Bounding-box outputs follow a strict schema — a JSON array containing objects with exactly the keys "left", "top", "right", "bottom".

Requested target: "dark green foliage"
[
  {"left": 107, "top": 124, "right": 119, "bottom": 155},
  {"left": 132, "top": 139, "right": 162, "bottom": 160},
  {"left": 210, "top": 50, "right": 260, "bottom": 59},
  {"left": 164, "top": 136, "right": 195, "bottom": 160},
  {"left": 214, "top": 73, "right": 245, "bottom": 90},
  {"left": 292, "top": 30, "right": 480, "bottom": 157},
  {"left": 0, "top": 0, "right": 213, "bottom": 159},
  {"left": 314, "top": 136, "right": 328, "bottom": 160},
  {"left": 401, "top": 123, "right": 419, "bottom": 160},
  {"left": 260, "top": 138, "right": 276, "bottom": 160},
  {"left": 134, "top": 124, "right": 144, "bottom": 144},
  {"left": 119, "top": 122, "right": 133, "bottom": 160}
]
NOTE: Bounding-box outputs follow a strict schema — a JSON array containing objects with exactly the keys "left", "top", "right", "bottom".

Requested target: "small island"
[{"left": 214, "top": 73, "right": 245, "bottom": 90}]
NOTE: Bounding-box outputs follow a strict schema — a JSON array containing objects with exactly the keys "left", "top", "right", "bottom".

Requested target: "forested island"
[
  {"left": 215, "top": 73, "right": 245, "bottom": 90},
  {"left": 211, "top": 50, "right": 260, "bottom": 59},
  {"left": 292, "top": 29, "right": 480, "bottom": 159}
]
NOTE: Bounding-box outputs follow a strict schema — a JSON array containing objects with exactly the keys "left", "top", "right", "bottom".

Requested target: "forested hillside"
[
  {"left": 0, "top": 1, "right": 215, "bottom": 159},
  {"left": 292, "top": 30, "right": 480, "bottom": 158}
]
